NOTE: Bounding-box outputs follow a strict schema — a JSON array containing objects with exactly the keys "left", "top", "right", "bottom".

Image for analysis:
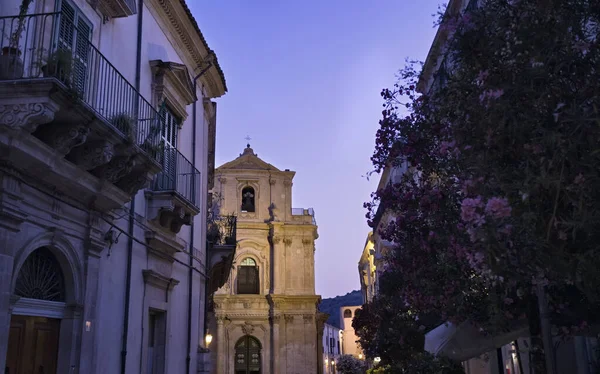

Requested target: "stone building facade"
[
  {"left": 0, "top": 0, "right": 230, "bottom": 373},
  {"left": 210, "top": 145, "right": 321, "bottom": 374}
]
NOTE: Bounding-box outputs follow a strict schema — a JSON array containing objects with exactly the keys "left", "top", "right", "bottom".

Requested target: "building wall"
[
  {"left": 322, "top": 323, "right": 341, "bottom": 373},
  {"left": 211, "top": 147, "right": 321, "bottom": 373},
  {"left": 340, "top": 306, "right": 362, "bottom": 357},
  {"left": 0, "top": 0, "right": 222, "bottom": 373}
]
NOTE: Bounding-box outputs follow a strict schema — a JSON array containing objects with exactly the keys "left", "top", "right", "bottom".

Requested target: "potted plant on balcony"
[
  {"left": 40, "top": 48, "right": 74, "bottom": 86},
  {"left": 0, "top": 0, "right": 32, "bottom": 79},
  {"left": 110, "top": 112, "right": 137, "bottom": 143}
]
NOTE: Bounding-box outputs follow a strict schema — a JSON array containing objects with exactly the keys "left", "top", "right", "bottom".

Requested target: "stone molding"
[
  {"left": 37, "top": 123, "right": 91, "bottom": 157},
  {"left": 0, "top": 169, "right": 27, "bottom": 232},
  {"left": 0, "top": 101, "right": 58, "bottom": 133},
  {"left": 241, "top": 321, "right": 254, "bottom": 335},
  {"left": 145, "top": 229, "right": 186, "bottom": 263},
  {"left": 145, "top": 191, "right": 197, "bottom": 234},
  {"left": 144, "top": 0, "right": 224, "bottom": 98},
  {"left": 150, "top": 60, "right": 195, "bottom": 121},
  {"left": 142, "top": 269, "right": 179, "bottom": 291},
  {"left": 68, "top": 140, "right": 115, "bottom": 171}
]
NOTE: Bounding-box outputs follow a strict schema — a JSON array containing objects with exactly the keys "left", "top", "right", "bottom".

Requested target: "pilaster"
[{"left": 0, "top": 253, "right": 14, "bottom": 372}]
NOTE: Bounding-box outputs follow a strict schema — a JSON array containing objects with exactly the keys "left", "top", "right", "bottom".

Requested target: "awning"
[{"left": 424, "top": 321, "right": 529, "bottom": 362}]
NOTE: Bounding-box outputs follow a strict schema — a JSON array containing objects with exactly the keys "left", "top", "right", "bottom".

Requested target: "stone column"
[
  {"left": 0, "top": 253, "right": 14, "bottom": 372},
  {"left": 77, "top": 243, "right": 103, "bottom": 374},
  {"left": 215, "top": 316, "right": 225, "bottom": 374},
  {"left": 269, "top": 223, "right": 285, "bottom": 294},
  {"left": 0, "top": 169, "right": 26, "bottom": 372},
  {"left": 272, "top": 315, "right": 281, "bottom": 373},
  {"left": 316, "top": 312, "right": 328, "bottom": 374}
]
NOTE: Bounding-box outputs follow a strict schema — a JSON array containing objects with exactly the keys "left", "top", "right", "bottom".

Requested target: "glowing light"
[
  {"left": 374, "top": 357, "right": 381, "bottom": 363},
  {"left": 358, "top": 354, "right": 363, "bottom": 359},
  {"left": 205, "top": 333, "right": 213, "bottom": 347},
  {"left": 85, "top": 321, "right": 92, "bottom": 332}
]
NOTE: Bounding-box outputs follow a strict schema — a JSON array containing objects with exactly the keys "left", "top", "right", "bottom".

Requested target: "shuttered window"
[{"left": 57, "top": 0, "right": 92, "bottom": 95}]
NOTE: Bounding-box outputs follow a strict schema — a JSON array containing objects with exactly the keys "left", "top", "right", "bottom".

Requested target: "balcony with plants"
[
  {"left": 0, "top": 12, "right": 164, "bottom": 212},
  {"left": 146, "top": 146, "right": 202, "bottom": 234},
  {"left": 206, "top": 212, "right": 237, "bottom": 295}
]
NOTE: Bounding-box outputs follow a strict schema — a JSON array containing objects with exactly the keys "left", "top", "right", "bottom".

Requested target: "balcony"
[
  {"left": 0, "top": 12, "right": 163, "bottom": 212},
  {"left": 146, "top": 147, "right": 201, "bottom": 234},
  {"left": 206, "top": 215, "right": 237, "bottom": 295},
  {"left": 291, "top": 207, "right": 317, "bottom": 225}
]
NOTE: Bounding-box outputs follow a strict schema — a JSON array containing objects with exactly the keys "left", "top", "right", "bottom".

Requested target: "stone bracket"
[
  {"left": 145, "top": 229, "right": 186, "bottom": 263},
  {"left": 146, "top": 191, "right": 199, "bottom": 234}
]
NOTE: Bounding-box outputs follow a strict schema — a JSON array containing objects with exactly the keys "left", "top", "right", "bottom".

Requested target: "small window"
[
  {"left": 343, "top": 309, "right": 352, "bottom": 318},
  {"left": 237, "top": 258, "right": 259, "bottom": 294},
  {"left": 241, "top": 186, "right": 255, "bottom": 212}
]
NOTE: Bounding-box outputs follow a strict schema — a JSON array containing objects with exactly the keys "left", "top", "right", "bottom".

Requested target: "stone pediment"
[{"left": 217, "top": 144, "right": 281, "bottom": 172}]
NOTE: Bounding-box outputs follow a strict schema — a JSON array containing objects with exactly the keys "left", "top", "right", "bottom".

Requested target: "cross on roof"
[{"left": 244, "top": 135, "right": 252, "bottom": 147}]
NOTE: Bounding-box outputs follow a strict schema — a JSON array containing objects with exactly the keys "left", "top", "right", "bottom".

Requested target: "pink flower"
[
  {"left": 476, "top": 70, "right": 489, "bottom": 86},
  {"left": 485, "top": 197, "right": 512, "bottom": 219},
  {"left": 438, "top": 140, "right": 456, "bottom": 155},
  {"left": 461, "top": 196, "right": 483, "bottom": 222}
]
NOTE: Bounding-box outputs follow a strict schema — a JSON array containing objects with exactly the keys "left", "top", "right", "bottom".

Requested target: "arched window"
[
  {"left": 235, "top": 336, "right": 261, "bottom": 374},
  {"left": 15, "top": 247, "right": 66, "bottom": 302},
  {"left": 241, "top": 186, "right": 255, "bottom": 212},
  {"left": 343, "top": 309, "right": 352, "bottom": 318},
  {"left": 237, "top": 258, "right": 259, "bottom": 294}
]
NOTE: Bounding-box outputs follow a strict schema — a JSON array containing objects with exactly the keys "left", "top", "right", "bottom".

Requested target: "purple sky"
[{"left": 192, "top": 1, "right": 441, "bottom": 298}]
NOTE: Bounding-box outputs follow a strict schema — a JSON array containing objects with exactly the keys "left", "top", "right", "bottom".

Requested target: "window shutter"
[
  {"left": 72, "top": 17, "right": 91, "bottom": 95},
  {"left": 58, "top": 2, "right": 75, "bottom": 51}
]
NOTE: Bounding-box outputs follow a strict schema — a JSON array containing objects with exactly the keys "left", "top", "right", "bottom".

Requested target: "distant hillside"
[{"left": 318, "top": 290, "right": 363, "bottom": 329}]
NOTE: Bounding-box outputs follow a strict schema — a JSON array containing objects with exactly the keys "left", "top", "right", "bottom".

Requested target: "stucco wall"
[{"left": 0, "top": 0, "right": 213, "bottom": 373}]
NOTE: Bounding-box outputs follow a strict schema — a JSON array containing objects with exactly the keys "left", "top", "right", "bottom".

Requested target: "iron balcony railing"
[
  {"left": 292, "top": 207, "right": 317, "bottom": 225},
  {"left": 152, "top": 147, "right": 201, "bottom": 208},
  {"left": 207, "top": 214, "right": 237, "bottom": 247},
  {"left": 0, "top": 12, "right": 162, "bottom": 161}
]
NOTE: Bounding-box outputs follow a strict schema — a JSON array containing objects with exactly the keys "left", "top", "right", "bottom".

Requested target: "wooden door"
[{"left": 5, "top": 315, "right": 60, "bottom": 374}]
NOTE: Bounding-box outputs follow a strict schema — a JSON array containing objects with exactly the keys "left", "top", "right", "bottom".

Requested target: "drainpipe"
[
  {"left": 120, "top": 1, "right": 143, "bottom": 374},
  {"left": 188, "top": 59, "right": 213, "bottom": 374}
]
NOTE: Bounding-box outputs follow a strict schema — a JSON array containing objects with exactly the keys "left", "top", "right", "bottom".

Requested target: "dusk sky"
[{"left": 192, "top": 1, "right": 441, "bottom": 298}]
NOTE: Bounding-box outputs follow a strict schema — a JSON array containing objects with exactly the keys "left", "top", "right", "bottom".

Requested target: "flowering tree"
[
  {"left": 336, "top": 355, "right": 366, "bottom": 374},
  {"left": 353, "top": 276, "right": 463, "bottom": 373},
  {"left": 364, "top": 0, "right": 600, "bottom": 372}
]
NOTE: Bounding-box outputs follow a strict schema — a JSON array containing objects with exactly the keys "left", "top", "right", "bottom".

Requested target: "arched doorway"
[
  {"left": 6, "top": 247, "right": 66, "bottom": 374},
  {"left": 234, "top": 335, "right": 261, "bottom": 374}
]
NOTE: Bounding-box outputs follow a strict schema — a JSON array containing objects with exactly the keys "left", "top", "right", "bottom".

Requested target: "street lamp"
[
  {"left": 205, "top": 333, "right": 213, "bottom": 347},
  {"left": 374, "top": 357, "right": 381, "bottom": 363},
  {"left": 358, "top": 353, "right": 363, "bottom": 360}
]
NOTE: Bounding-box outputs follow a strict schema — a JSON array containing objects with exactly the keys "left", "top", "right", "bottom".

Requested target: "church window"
[
  {"left": 241, "top": 186, "right": 255, "bottom": 212},
  {"left": 343, "top": 309, "right": 352, "bottom": 318},
  {"left": 237, "top": 258, "right": 259, "bottom": 294}
]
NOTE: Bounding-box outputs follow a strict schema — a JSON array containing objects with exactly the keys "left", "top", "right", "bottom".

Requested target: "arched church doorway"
[
  {"left": 234, "top": 335, "right": 261, "bottom": 374},
  {"left": 6, "top": 247, "right": 66, "bottom": 374}
]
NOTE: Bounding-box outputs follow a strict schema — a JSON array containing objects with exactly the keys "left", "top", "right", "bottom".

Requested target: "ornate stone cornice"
[{"left": 145, "top": 0, "right": 226, "bottom": 98}]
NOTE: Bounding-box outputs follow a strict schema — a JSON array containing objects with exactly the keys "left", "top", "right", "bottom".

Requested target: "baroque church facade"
[{"left": 209, "top": 145, "right": 323, "bottom": 374}]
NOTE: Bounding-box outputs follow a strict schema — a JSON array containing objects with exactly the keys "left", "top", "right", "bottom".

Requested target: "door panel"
[
  {"left": 5, "top": 316, "right": 60, "bottom": 374},
  {"left": 6, "top": 319, "right": 25, "bottom": 374}
]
